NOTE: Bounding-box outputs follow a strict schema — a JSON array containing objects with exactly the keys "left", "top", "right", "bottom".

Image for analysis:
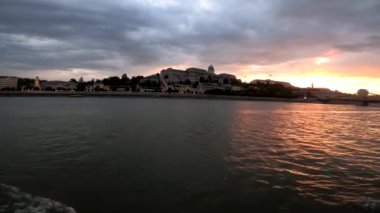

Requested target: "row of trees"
[
  {"left": 13, "top": 74, "right": 157, "bottom": 92},
  {"left": 11, "top": 74, "right": 295, "bottom": 98},
  {"left": 69, "top": 74, "right": 152, "bottom": 91},
  {"left": 204, "top": 82, "right": 295, "bottom": 98}
]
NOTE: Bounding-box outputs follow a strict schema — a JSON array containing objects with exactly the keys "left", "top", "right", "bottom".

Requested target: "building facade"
[
  {"left": 85, "top": 83, "right": 110, "bottom": 92},
  {"left": 34, "top": 76, "right": 41, "bottom": 89},
  {"left": 41, "top": 81, "right": 78, "bottom": 91},
  {"left": 218, "top": 73, "right": 237, "bottom": 84},
  {"left": 160, "top": 66, "right": 240, "bottom": 94},
  {"left": 0, "top": 76, "right": 18, "bottom": 90}
]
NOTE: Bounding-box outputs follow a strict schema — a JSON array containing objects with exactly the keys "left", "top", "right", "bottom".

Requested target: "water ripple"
[{"left": 227, "top": 103, "right": 380, "bottom": 207}]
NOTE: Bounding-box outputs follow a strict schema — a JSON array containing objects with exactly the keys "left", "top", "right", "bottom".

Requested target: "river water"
[{"left": 0, "top": 97, "right": 379, "bottom": 213}]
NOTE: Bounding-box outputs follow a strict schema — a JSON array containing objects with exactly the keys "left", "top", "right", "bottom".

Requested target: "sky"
[{"left": 0, "top": 0, "right": 379, "bottom": 94}]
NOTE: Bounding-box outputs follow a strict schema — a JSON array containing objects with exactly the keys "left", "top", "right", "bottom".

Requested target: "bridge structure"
[
  {"left": 318, "top": 96, "right": 380, "bottom": 106},
  {"left": 318, "top": 93, "right": 380, "bottom": 106}
]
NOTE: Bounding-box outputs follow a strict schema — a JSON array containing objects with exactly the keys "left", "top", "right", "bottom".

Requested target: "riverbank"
[
  {"left": 0, "top": 91, "right": 374, "bottom": 106},
  {"left": 0, "top": 91, "right": 317, "bottom": 103}
]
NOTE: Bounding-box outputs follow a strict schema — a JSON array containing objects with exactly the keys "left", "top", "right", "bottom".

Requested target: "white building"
[
  {"left": 0, "top": 76, "right": 18, "bottom": 90},
  {"left": 34, "top": 76, "right": 41, "bottom": 89}
]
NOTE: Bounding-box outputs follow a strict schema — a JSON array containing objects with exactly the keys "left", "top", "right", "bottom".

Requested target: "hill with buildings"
[{"left": 1, "top": 65, "right": 377, "bottom": 102}]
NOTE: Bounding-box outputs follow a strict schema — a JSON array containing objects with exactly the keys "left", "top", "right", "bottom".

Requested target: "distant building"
[
  {"left": 34, "top": 76, "right": 41, "bottom": 89},
  {"left": 160, "top": 66, "right": 239, "bottom": 93},
  {"left": 218, "top": 73, "right": 237, "bottom": 84},
  {"left": 304, "top": 88, "right": 349, "bottom": 100},
  {"left": 208, "top": 64, "right": 215, "bottom": 74},
  {"left": 250, "top": 79, "right": 293, "bottom": 88},
  {"left": 161, "top": 68, "right": 187, "bottom": 84},
  {"left": 357, "top": 89, "right": 369, "bottom": 98},
  {"left": 41, "top": 81, "right": 77, "bottom": 91},
  {"left": 161, "top": 66, "right": 237, "bottom": 84},
  {"left": 161, "top": 68, "right": 211, "bottom": 84},
  {"left": 85, "top": 83, "right": 110, "bottom": 92},
  {"left": 0, "top": 76, "right": 18, "bottom": 90},
  {"left": 199, "top": 83, "right": 225, "bottom": 93},
  {"left": 140, "top": 74, "right": 160, "bottom": 84}
]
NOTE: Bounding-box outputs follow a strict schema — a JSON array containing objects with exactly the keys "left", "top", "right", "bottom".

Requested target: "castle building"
[{"left": 161, "top": 68, "right": 211, "bottom": 84}]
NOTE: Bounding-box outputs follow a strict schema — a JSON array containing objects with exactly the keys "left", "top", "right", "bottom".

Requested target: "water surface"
[{"left": 0, "top": 97, "right": 379, "bottom": 212}]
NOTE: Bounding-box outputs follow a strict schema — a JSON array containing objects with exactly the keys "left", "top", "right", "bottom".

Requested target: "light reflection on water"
[{"left": 227, "top": 103, "right": 380, "bottom": 206}]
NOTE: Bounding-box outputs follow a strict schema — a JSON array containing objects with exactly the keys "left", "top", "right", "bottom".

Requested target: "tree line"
[{"left": 7, "top": 74, "right": 296, "bottom": 98}]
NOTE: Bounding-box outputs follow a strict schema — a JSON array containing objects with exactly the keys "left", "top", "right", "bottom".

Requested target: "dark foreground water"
[{"left": 0, "top": 97, "right": 379, "bottom": 213}]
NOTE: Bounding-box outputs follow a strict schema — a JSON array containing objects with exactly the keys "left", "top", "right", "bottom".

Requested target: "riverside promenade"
[
  {"left": 1, "top": 91, "right": 379, "bottom": 106},
  {"left": 0, "top": 91, "right": 314, "bottom": 102}
]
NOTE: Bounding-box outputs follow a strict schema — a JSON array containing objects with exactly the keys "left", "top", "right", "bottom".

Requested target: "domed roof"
[{"left": 208, "top": 64, "right": 215, "bottom": 73}]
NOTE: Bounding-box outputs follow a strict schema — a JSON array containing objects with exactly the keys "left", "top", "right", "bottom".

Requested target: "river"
[{"left": 0, "top": 97, "right": 379, "bottom": 212}]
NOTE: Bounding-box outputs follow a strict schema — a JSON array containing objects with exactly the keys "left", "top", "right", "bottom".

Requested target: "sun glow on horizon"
[{"left": 238, "top": 67, "right": 380, "bottom": 94}]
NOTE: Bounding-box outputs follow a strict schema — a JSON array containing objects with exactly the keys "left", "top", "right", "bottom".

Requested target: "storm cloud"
[{"left": 0, "top": 0, "right": 379, "bottom": 79}]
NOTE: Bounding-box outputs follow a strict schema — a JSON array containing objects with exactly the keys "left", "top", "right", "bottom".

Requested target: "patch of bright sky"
[
  {"left": 3, "top": 33, "right": 64, "bottom": 48},
  {"left": 235, "top": 56, "right": 380, "bottom": 94},
  {"left": 132, "top": 0, "right": 178, "bottom": 8},
  {"left": 315, "top": 57, "right": 331, "bottom": 65},
  {"left": 198, "top": 0, "right": 214, "bottom": 10},
  {"left": 23, "top": 69, "right": 109, "bottom": 82},
  {"left": 240, "top": 68, "right": 380, "bottom": 94}
]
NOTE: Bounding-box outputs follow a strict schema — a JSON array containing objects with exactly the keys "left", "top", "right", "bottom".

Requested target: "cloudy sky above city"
[{"left": 1, "top": 0, "right": 379, "bottom": 93}]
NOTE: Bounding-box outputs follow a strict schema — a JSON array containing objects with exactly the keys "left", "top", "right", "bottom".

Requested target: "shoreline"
[{"left": 0, "top": 91, "right": 376, "bottom": 106}]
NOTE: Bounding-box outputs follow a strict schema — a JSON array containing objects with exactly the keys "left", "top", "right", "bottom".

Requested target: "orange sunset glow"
[{"left": 232, "top": 52, "right": 380, "bottom": 94}]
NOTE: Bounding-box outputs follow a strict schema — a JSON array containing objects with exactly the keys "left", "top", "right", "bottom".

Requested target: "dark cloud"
[
  {"left": 336, "top": 36, "right": 380, "bottom": 53},
  {"left": 0, "top": 0, "right": 379, "bottom": 78}
]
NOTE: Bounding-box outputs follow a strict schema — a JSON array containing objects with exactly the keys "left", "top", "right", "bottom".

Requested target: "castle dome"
[{"left": 208, "top": 64, "right": 215, "bottom": 74}]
